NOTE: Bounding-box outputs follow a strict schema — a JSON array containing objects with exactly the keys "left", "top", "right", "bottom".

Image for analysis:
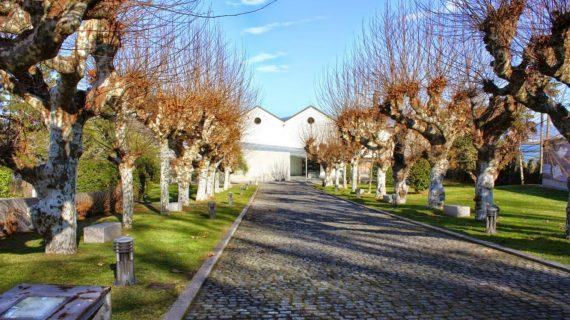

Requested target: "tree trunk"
[
  {"left": 519, "top": 149, "right": 525, "bottom": 185},
  {"left": 342, "top": 162, "right": 347, "bottom": 188},
  {"left": 428, "top": 157, "right": 449, "bottom": 210},
  {"left": 159, "top": 138, "right": 171, "bottom": 215},
  {"left": 196, "top": 161, "right": 210, "bottom": 201},
  {"left": 223, "top": 170, "right": 231, "bottom": 190},
  {"left": 119, "top": 163, "right": 134, "bottom": 229},
  {"left": 324, "top": 167, "right": 334, "bottom": 187},
  {"left": 206, "top": 166, "right": 215, "bottom": 197},
  {"left": 214, "top": 169, "right": 220, "bottom": 193},
  {"left": 368, "top": 164, "right": 373, "bottom": 194},
  {"left": 177, "top": 163, "right": 192, "bottom": 210},
  {"left": 393, "top": 163, "right": 410, "bottom": 205},
  {"left": 376, "top": 166, "right": 388, "bottom": 199},
  {"left": 351, "top": 159, "right": 359, "bottom": 192},
  {"left": 334, "top": 165, "right": 340, "bottom": 187},
  {"left": 31, "top": 115, "right": 84, "bottom": 255},
  {"left": 474, "top": 158, "right": 499, "bottom": 221},
  {"left": 566, "top": 177, "right": 570, "bottom": 239}
]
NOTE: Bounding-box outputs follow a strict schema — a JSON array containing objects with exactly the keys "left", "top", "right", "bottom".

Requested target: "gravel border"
[
  {"left": 163, "top": 187, "right": 260, "bottom": 320},
  {"left": 315, "top": 185, "right": 570, "bottom": 274}
]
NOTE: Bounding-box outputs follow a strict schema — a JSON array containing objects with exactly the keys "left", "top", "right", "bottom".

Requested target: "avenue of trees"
[
  {"left": 308, "top": 0, "right": 569, "bottom": 238},
  {"left": 0, "top": 1, "right": 254, "bottom": 254}
]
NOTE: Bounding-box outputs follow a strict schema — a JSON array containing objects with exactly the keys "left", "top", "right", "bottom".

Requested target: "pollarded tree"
[
  {"left": 391, "top": 125, "right": 428, "bottom": 204},
  {"left": 0, "top": 2, "right": 124, "bottom": 254},
  {"left": 440, "top": 0, "right": 570, "bottom": 237},
  {"left": 304, "top": 128, "right": 347, "bottom": 187},
  {"left": 362, "top": 6, "right": 472, "bottom": 209}
]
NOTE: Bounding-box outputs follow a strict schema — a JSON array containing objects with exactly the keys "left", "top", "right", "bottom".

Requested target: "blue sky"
[{"left": 207, "top": 0, "right": 387, "bottom": 118}]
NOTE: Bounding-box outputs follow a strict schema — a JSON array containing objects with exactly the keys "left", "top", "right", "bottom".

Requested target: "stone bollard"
[
  {"left": 208, "top": 201, "right": 216, "bottom": 219},
  {"left": 486, "top": 205, "right": 498, "bottom": 235},
  {"left": 334, "top": 185, "right": 339, "bottom": 193},
  {"left": 114, "top": 236, "right": 136, "bottom": 286},
  {"left": 228, "top": 192, "right": 234, "bottom": 207}
]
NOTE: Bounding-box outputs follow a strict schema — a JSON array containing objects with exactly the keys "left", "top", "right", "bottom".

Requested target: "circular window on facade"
[
  {"left": 307, "top": 117, "right": 315, "bottom": 124},
  {"left": 254, "top": 117, "right": 262, "bottom": 124}
]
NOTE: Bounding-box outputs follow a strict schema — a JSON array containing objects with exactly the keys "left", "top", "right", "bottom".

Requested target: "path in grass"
[
  {"left": 319, "top": 183, "right": 569, "bottom": 265},
  {"left": 186, "top": 182, "right": 569, "bottom": 319},
  {"left": 0, "top": 184, "right": 256, "bottom": 320}
]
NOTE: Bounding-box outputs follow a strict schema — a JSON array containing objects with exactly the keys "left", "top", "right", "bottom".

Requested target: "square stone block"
[
  {"left": 443, "top": 205, "right": 470, "bottom": 218},
  {"left": 382, "top": 194, "right": 393, "bottom": 203},
  {"left": 84, "top": 222, "right": 122, "bottom": 243}
]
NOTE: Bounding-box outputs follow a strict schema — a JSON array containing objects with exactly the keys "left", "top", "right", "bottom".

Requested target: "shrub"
[
  {"left": 134, "top": 156, "right": 159, "bottom": 201},
  {"left": 408, "top": 159, "right": 431, "bottom": 192},
  {"left": 0, "top": 167, "right": 13, "bottom": 198},
  {"left": 77, "top": 160, "right": 119, "bottom": 193}
]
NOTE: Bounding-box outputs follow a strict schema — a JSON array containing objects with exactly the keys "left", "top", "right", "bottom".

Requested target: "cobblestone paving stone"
[{"left": 186, "top": 182, "right": 570, "bottom": 319}]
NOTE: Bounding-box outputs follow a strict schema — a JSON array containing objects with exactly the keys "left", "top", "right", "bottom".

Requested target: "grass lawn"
[
  {"left": 317, "top": 182, "right": 569, "bottom": 265},
  {"left": 0, "top": 183, "right": 256, "bottom": 320}
]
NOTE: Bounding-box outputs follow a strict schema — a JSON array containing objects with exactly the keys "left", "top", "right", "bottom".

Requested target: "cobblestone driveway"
[{"left": 186, "top": 182, "right": 570, "bottom": 319}]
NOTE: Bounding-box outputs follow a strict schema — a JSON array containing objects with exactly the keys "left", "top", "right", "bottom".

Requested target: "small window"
[
  {"left": 254, "top": 117, "right": 262, "bottom": 124},
  {"left": 307, "top": 117, "right": 315, "bottom": 124}
]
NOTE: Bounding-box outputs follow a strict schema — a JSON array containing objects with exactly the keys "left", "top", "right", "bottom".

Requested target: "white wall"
[
  {"left": 236, "top": 106, "right": 334, "bottom": 183},
  {"left": 232, "top": 149, "right": 290, "bottom": 183}
]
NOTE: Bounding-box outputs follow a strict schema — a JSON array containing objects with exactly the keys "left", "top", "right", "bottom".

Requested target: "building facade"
[
  {"left": 542, "top": 137, "right": 569, "bottom": 191},
  {"left": 232, "top": 106, "right": 333, "bottom": 182}
]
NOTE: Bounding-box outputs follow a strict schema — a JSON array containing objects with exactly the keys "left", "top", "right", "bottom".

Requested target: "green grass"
[
  {"left": 318, "top": 182, "right": 569, "bottom": 265},
  {"left": 0, "top": 183, "right": 256, "bottom": 320}
]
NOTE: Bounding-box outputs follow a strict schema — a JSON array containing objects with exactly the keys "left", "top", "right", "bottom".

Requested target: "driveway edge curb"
[
  {"left": 314, "top": 185, "right": 570, "bottom": 273},
  {"left": 163, "top": 186, "right": 260, "bottom": 320}
]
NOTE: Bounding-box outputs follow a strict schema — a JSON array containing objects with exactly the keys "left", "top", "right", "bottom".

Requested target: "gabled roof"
[
  {"left": 248, "top": 105, "right": 331, "bottom": 123},
  {"left": 282, "top": 105, "right": 331, "bottom": 122},
  {"left": 250, "top": 106, "right": 285, "bottom": 122}
]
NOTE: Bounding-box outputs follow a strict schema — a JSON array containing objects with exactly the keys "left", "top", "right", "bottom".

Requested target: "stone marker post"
[
  {"left": 208, "top": 201, "right": 216, "bottom": 219},
  {"left": 114, "top": 236, "right": 136, "bottom": 286},
  {"left": 228, "top": 192, "right": 234, "bottom": 207},
  {"left": 486, "top": 205, "right": 498, "bottom": 235}
]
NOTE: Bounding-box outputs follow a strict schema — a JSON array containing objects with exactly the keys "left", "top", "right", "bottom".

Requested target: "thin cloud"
[
  {"left": 226, "top": 0, "right": 267, "bottom": 6},
  {"left": 256, "top": 65, "right": 290, "bottom": 73},
  {"left": 248, "top": 52, "right": 286, "bottom": 64},
  {"left": 244, "top": 16, "right": 326, "bottom": 35}
]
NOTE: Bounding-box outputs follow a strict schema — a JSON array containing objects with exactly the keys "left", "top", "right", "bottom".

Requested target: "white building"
[{"left": 233, "top": 106, "right": 334, "bottom": 182}]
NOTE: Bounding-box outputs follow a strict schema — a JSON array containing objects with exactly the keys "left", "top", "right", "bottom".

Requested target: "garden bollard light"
[
  {"left": 486, "top": 205, "right": 498, "bottom": 235},
  {"left": 228, "top": 192, "right": 234, "bottom": 206},
  {"left": 114, "top": 236, "right": 136, "bottom": 286},
  {"left": 208, "top": 201, "right": 216, "bottom": 219}
]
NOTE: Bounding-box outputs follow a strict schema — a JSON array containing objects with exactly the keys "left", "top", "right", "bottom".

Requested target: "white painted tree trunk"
[
  {"left": 119, "top": 163, "right": 134, "bottom": 229},
  {"left": 566, "top": 177, "right": 570, "bottom": 239},
  {"left": 428, "top": 158, "right": 450, "bottom": 210},
  {"left": 393, "top": 166, "right": 410, "bottom": 205},
  {"left": 196, "top": 162, "right": 210, "bottom": 201},
  {"left": 334, "top": 165, "right": 340, "bottom": 187},
  {"left": 375, "top": 166, "right": 387, "bottom": 199},
  {"left": 214, "top": 169, "right": 221, "bottom": 193},
  {"left": 177, "top": 164, "right": 192, "bottom": 210},
  {"left": 31, "top": 116, "right": 84, "bottom": 254},
  {"left": 159, "top": 138, "right": 171, "bottom": 215},
  {"left": 223, "top": 170, "right": 231, "bottom": 190},
  {"left": 342, "top": 162, "right": 347, "bottom": 188},
  {"left": 566, "top": 178, "right": 569, "bottom": 239},
  {"left": 474, "top": 160, "right": 499, "bottom": 220},
  {"left": 324, "top": 167, "right": 334, "bottom": 187},
  {"left": 206, "top": 166, "right": 216, "bottom": 197},
  {"left": 351, "top": 160, "right": 359, "bottom": 192}
]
